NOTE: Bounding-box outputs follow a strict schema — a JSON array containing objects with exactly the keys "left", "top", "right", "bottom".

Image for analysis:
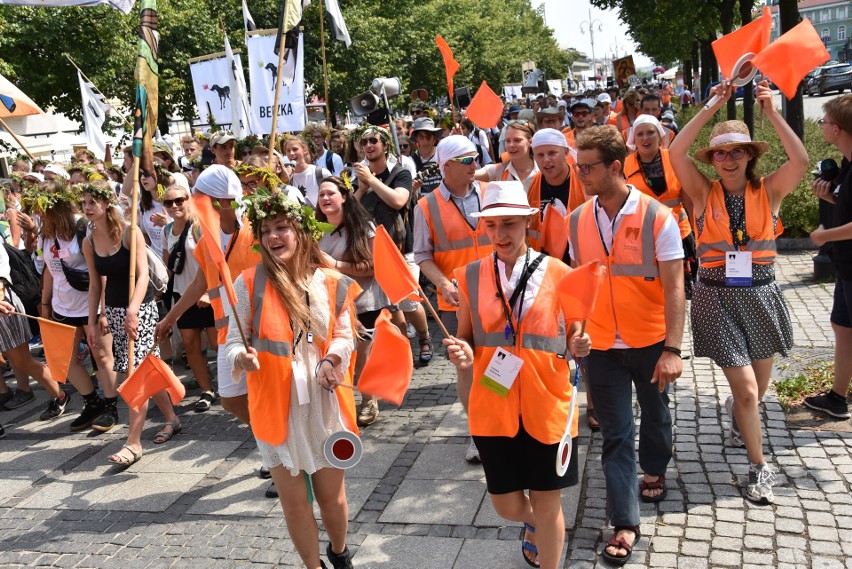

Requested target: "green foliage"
[
  {"left": 773, "top": 359, "right": 842, "bottom": 410},
  {"left": 674, "top": 103, "right": 842, "bottom": 237}
]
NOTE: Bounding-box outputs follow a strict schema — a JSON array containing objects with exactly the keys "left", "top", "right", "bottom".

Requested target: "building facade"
[{"left": 767, "top": 0, "right": 852, "bottom": 63}]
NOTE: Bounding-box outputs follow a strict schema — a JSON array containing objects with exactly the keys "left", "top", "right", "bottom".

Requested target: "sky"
[{"left": 536, "top": 0, "right": 655, "bottom": 69}]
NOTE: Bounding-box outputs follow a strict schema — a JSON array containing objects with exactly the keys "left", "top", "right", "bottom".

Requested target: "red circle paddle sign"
[{"left": 332, "top": 438, "right": 355, "bottom": 461}]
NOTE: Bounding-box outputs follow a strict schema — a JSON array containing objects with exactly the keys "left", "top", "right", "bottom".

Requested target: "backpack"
[
  {"left": 146, "top": 245, "right": 169, "bottom": 295},
  {"left": 3, "top": 242, "right": 40, "bottom": 314}
]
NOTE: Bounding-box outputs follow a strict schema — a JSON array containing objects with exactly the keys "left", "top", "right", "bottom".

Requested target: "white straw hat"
[{"left": 471, "top": 181, "right": 538, "bottom": 218}]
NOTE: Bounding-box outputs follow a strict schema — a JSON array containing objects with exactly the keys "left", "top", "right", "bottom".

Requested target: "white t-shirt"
[
  {"left": 40, "top": 230, "right": 90, "bottom": 318},
  {"left": 140, "top": 200, "right": 170, "bottom": 255},
  {"left": 470, "top": 130, "right": 493, "bottom": 166},
  {"left": 315, "top": 149, "right": 344, "bottom": 177},
  {"left": 291, "top": 165, "right": 332, "bottom": 207},
  {"left": 164, "top": 221, "right": 201, "bottom": 295}
]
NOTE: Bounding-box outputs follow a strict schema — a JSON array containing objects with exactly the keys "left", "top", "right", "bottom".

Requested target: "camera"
[{"left": 813, "top": 158, "right": 840, "bottom": 182}]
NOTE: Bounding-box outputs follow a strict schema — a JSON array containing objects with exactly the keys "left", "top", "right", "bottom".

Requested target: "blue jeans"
[{"left": 586, "top": 342, "right": 673, "bottom": 527}]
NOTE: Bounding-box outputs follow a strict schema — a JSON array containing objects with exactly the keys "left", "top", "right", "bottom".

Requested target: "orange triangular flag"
[
  {"left": 557, "top": 260, "right": 606, "bottom": 323},
  {"left": 373, "top": 224, "right": 420, "bottom": 305},
  {"left": 357, "top": 309, "right": 413, "bottom": 406},
  {"left": 751, "top": 19, "right": 830, "bottom": 100},
  {"left": 541, "top": 205, "right": 568, "bottom": 261},
  {"left": 192, "top": 193, "right": 238, "bottom": 306},
  {"left": 465, "top": 81, "right": 503, "bottom": 129},
  {"left": 711, "top": 7, "right": 771, "bottom": 78},
  {"left": 39, "top": 318, "right": 76, "bottom": 384},
  {"left": 435, "top": 35, "right": 460, "bottom": 103},
  {"left": 117, "top": 353, "right": 186, "bottom": 412}
]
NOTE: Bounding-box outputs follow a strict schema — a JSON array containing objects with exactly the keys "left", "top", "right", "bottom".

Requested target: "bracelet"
[
  {"left": 662, "top": 346, "right": 682, "bottom": 357},
  {"left": 315, "top": 357, "right": 334, "bottom": 376}
]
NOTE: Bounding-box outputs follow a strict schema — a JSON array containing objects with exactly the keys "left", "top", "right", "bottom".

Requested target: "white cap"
[
  {"left": 597, "top": 93, "right": 612, "bottom": 104},
  {"left": 471, "top": 181, "right": 537, "bottom": 218},
  {"left": 44, "top": 163, "right": 68, "bottom": 179}
]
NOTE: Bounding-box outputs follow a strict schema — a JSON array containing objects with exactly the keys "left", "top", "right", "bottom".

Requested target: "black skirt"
[{"left": 173, "top": 292, "right": 216, "bottom": 330}]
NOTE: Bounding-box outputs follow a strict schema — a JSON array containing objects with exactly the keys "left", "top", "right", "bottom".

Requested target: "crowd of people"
[{"left": 0, "top": 81, "right": 848, "bottom": 569}]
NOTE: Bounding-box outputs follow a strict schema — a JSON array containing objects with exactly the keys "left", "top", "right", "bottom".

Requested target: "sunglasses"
[
  {"left": 711, "top": 147, "right": 747, "bottom": 162},
  {"left": 507, "top": 119, "right": 533, "bottom": 126},
  {"left": 400, "top": 144, "right": 410, "bottom": 149},
  {"left": 572, "top": 110, "right": 590, "bottom": 117},
  {"left": 361, "top": 137, "right": 381, "bottom": 146},
  {"left": 449, "top": 156, "right": 476, "bottom": 166},
  {"left": 140, "top": 170, "right": 153, "bottom": 178},
  {"left": 163, "top": 197, "right": 187, "bottom": 208}
]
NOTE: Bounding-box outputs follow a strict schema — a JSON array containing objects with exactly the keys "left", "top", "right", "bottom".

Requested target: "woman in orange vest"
[
  {"left": 227, "top": 189, "right": 359, "bottom": 569},
  {"left": 610, "top": 89, "right": 640, "bottom": 133},
  {"left": 444, "top": 181, "right": 591, "bottom": 569},
  {"left": 669, "top": 80, "right": 808, "bottom": 505},
  {"left": 625, "top": 114, "right": 697, "bottom": 296},
  {"left": 476, "top": 120, "right": 539, "bottom": 189}
]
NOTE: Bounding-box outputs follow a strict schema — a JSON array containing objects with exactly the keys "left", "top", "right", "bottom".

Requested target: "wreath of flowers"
[
  {"left": 20, "top": 187, "right": 78, "bottom": 212},
  {"left": 73, "top": 181, "right": 116, "bottom": 204},
  {"left": 242, "top": 188, "right": 334, "bottom": 242},
  {"left": 233, "top": 165, "right": 283, "bottom": 192},
  {"left": 68, "top": 164, "right": 105, "bottom": 182}
]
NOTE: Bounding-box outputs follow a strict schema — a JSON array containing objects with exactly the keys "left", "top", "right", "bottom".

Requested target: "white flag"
[
  {"left": 241, "top": 0, "right": 255, "bottom": 33},
  {"left": 77, "top": 70, "right": 110, "bottom": 157},
  {"left": 0, "top": 0, "right": 135, "bottom": 13},
  {"left": 247, "top": 30, "right": 305, "bottom": 134},
  {"left": 224, "top": 34, "right": 255, "bottom": 137},
  {"left": 324, "top": 0, "right": 351, "bottom": 48},
  {"left": 189, "top": 51, "right": 250, "bottom": 129}
]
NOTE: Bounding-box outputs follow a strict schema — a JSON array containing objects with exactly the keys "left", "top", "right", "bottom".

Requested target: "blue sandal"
[{"left": 520, "top": 522, "right": 540, "bottom": 568}]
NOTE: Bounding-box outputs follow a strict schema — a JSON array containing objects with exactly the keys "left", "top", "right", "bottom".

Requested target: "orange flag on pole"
[
  {"left": 751, "top": 19, "right": 830, "bottom": 99},
  {"left": 541, "top": 206, "right": 568, "bottom": 261},
  {"left": 711, "top": 7, "right": 771, "bottom": 78},
  {"left": 435, "top": 35, "right": 459, "bottom": 104},
  {"left": 357, "top": 309, "right": 413, "bottom": 406},
  {"left": 117, "top": 353, "right": 186, "bottom": 412},
  {"left": 556, "top": 259, "right": 606, "bottom": 323},
  {"left": 191, "top": 192, "right": 237, "bottom": 306},
  {"left": 39, "top": 318, "right": 76, "bottom": 384},
  {"left": 465, "top": 81, "right": 504, "bottom": 129},
  {"left": 373, "top": 224, "right": 420, "bottom": 305}
]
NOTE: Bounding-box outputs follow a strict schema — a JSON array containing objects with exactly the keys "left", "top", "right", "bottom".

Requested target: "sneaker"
[
  {"left": 725, "top": 395, "right": 745, "bottom": 448},
  {"left": 40, "top": 392, "right": 71, "bottom": 421},
  {"left": 69, "top": 397, "right": 106, "bottom": 431},
  {"left": 804, "top": 390, "right": 850, "bottom": 419},
  {"left": 406, "top": 322, "right": 416, "bottom": 339},
  {"left": 5, "top": 389, "right": 35, "bottom": 410},
  {"left": 194, "top": 391, "right": 217, "bottom": 412},
  {"left": 91, "top": 403, "right": 118, "bottom": 433},
  {"left": 745, "top": 463, "right": 776, "bottom": 504},
  {"left": 326, "top": 543, "right": 354, "bottom": 569},
  {"left": 28, "top": 334, "right": 42, "bottom": 349},
  {"left": 0, "top": 391, "right": 12, "bottom": 409},
  {"left": 356, "top": 399, "right": 379, "bottom": 427},
  {"left": 465, "top": 437, "right": 481, "bottom": 464}
]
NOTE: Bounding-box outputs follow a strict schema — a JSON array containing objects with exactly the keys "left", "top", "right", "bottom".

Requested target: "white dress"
[{"left": 226, "top": 268, "right": 355, "bottom": 477}]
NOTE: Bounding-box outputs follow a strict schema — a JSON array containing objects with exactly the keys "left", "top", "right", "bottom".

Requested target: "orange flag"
[
  {"left": 557, "top": 260, "right": 606, "bottom": 323},
  {"left": 357, "top": 309, "right": 412, "bottom": 406},
  {"left": 373, "top": 224, "right": 420, "bottom": 305},
  {"left": 541, "top": 205, "right": 568, "bottom": 261},
  {"left": 39, "top": 318, "right": 76, "bottom": 384},
  {"left": 191, "top": 193, "right": 237, "bottom": 306},
  {"left": 711, "top": 7, "right": 771, "bottom": 78},
  {"left": 117, "top": 353, "right": 186, "bottom": 412},
  {"left": 435, "top": 35, "right": 460, "bottom": 103},
  {"left": 751, "top": 19, "right": 830, "bottom": 100},
  {"left": 465, "top": 81, "right": 503, "bottom": 129}
]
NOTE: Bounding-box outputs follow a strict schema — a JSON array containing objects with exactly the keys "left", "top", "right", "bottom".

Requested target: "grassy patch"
[{"left": 773, "top": 359, "right": 835, "bottom": 410}]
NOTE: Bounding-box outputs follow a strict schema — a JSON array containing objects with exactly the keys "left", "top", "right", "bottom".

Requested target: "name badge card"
[
  {"left": 725, "top": 251, "right": 752, "bottom": 286},
  {"left": 292, "top": 361, "right": 311, "bottom": 405},
  {"left": 480, "top": 347, "right": 524, "bottom": 397}
]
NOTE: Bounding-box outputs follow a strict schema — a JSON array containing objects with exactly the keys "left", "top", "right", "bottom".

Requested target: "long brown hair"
[
  {"left": 256, "top": 214, "right": 327, "bottom": 339},
  {"left": 41, "top": 200, "right": 79, "bottom": 242},
  {"left": 315, "top": 177, "right": 373, "bottom": 272}
]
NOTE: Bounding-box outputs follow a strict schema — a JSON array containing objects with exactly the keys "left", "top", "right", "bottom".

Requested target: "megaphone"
[
  {"left": 370, "top": 77, "right": 402, "bottom": 98},
  {"left": 0, "top": 94, "right": 16, "bottom": 114},
  {"left": 522, "top": 69, "right": 546, "bottom": 94},
  {"left": 350, "top": 92, "right": 380, "bottom": 117}
]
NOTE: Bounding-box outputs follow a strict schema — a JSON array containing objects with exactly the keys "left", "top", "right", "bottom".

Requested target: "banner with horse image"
[
  {"left": 246, "top": 29, "right": 305, "bottom": 134},
  {"left": 188, "top": 50, "right": 249, "bottom": 129}
]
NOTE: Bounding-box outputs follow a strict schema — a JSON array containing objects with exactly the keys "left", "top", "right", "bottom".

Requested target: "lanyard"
[
  {"left": 493, "top": 250, "right": 544, "bottom": 345},
  {"left": 723, "top": 189, "right": 749, "bottom": 250},
  {"left": 292, "top": 290, "right": 312, "bottom": 348},
  {"left": 593, "top": 192, "right": 630, "bottom": 257}
]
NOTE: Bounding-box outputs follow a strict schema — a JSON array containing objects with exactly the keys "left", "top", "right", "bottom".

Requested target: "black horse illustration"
[
  {"left": 209, "top": 84, "right": 230, "bottom": 110},
  {"left": 265, "top": 63, "right": 278, "bottom": 90}
]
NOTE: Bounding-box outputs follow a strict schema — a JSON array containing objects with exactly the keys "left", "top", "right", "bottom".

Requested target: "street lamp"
[
  {"left": 580, "top": 8, "right": 603, "bottom": 86},
  {"left": 609, "top": 41, "right": 626, "bottom": 59}
]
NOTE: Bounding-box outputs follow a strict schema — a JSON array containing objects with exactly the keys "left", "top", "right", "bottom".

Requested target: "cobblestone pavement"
[{"left": 1, "top": 250, "right": 850, "bottom": 569}]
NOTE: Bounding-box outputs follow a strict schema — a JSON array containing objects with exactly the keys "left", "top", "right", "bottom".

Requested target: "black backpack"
[{"left": 4, "top": 242, "right": 40, "bottom": 315}]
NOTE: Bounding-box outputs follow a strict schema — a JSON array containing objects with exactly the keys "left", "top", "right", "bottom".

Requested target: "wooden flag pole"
[
  {"left": 0, "top": 116, "right": 34, "bottom": 160},
  {"left": 318, "top": 0, "right": 331, "bottom": 124},
  {"left": 417, "top": 286, "right": 451, "bottom": 339},
  {"left": 267, "top": 0, "right": 291, "bottom": 164},
  {"left": 126, "top": 154, "right": 141, "bottom": 375}
]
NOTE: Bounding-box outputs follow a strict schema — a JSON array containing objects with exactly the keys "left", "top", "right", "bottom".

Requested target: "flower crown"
[
  {"left": 20, "top": 187, "right": 77, "bottom": 212},
  {"left": 242, "top": 188, "right": 334, "bottom": 242},
  {"left": 68, "top": 164, "right": 105, "bottom": 182},
  {"left": 233, "top": 165, "right": 283, "bottom": 192},
  {"left": 73, "top": 181, "right": 116, "bottom": 204}
]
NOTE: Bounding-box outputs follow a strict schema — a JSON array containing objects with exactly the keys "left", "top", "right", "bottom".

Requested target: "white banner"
[
  {"left": 189, "top": 51, "right": 249, "bottom": 130},
  {"left": 247, "top": 30, "right": 305, "bottom": 134},
  {"left": 546, "top": 79, "right": 563, "bottom": 97},
  {"left": 77, "top": 69, "right": 110, "bottom": 157},
  {"left": 0, "top": 0, "right": 134, "bottom": 13},
  {"left": 224, "top": 35, "right": 256, "bottom": 137}
]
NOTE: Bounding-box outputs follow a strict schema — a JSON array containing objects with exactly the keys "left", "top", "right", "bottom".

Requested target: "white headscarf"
[
  {"left": 435, "top": 135, "right": 477, "bottom": 177},
  {"left": 626, "top": 114, "right": 669, "bottom": 151},
  {"left": 192, "top": 164, "right": 242, "bottom": 201},
  {"left": 531, "top": 128, "right": 569, "bottom": 149}
]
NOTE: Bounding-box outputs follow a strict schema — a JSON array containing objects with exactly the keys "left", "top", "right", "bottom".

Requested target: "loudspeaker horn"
[
  {"left": 370, "top": 77, "right": 402, "bottom": 98},
  {"left": 350, "top": 92, "right": 380, "bottom": 117},
  {"left": 522, "top": 69, "right": 546, "bottom": 94}
]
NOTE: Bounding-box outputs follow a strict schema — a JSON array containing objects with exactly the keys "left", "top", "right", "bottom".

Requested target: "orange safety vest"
[
  {"left": 242, "top": 265, "right": 361, "bottom": 446},
  {"left": 568, "top": 192, "right": 671, "bottom": 350},
  {"left": 563, "top": 129, "right": 576, "bottom": 150},
  {"left": 455, "top": 255, "right": 579, "bottom": 443},
  {"left": 418, "top": 184, "right": 493, "bottom": 311},
  {"left": 611, "top": 112, "right": 634, "bottom": 133},
  {"left": 194, "top": 217, "right": 261, "bottom": 345},
  {"left": 527, "top": 171, "right": 588, "bottom": 253},
  {"left": 695, "top": 179, "right": 778, "bottom": 268},
  {"left": 624, "top": 150, "right": 692, "bottom": 239}
]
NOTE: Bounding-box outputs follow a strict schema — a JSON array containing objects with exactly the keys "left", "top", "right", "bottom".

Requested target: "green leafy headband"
[
  {"left": 20, "top": 187, "right": 78, "bottom": 212},
  {"left": 73, "top": 181, "right": 116, "bottom": 204},
  {"left": 242, "top": 188, "right": 334, "bottom": 242},
  {"left": 233, "top": 165, "right": 283, "bottom": 192},
  {"left": 68, "top": 164, "right": 105, "bottom": 182}
]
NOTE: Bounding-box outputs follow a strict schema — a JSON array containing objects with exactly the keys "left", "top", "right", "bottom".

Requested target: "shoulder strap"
[{"left": 325, "top": 150, "right": 334, "bottom": 172}]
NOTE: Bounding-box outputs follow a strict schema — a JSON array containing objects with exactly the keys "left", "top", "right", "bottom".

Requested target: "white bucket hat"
[{"left": 471, "top": 181, "right": 537, "bottom": 218}]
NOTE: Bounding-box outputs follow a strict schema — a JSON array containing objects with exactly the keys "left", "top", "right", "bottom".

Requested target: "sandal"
[
  {"left": 194, "top": 391, "right": 216, "bottom": 412},
  {"left": 418, "top": 334, "right": 433, "bottom": 363},
  {"left": 153, "top": 421, "right": 182, "bottom": 444},
  {"left": 587, "top": 408, "right": 600, "bottom": 432},
  {"left": 108, "top": 444, "right": 142, "bottom": 467},
  {"left": 639, "top": 473, "right": 668, "bottom": 503},
  {"left": 601, "top": 526, "right": 641, "bottom": 566},
  {"left": 519, "top": 522, "right": 540, "bottom": 568}
]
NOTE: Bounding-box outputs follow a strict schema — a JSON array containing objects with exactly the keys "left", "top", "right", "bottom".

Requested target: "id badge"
[
  {"left": 57, "top": 248, "right": 71, "bottom": 260},
  {"left": 292, "top": 360, "right": 311, "bottom": 405},
  {"left": 480, "top": 347, "right": 524, "bottom": 397},
  {"left": 725, "top": 251, "right": 752, "bottom": 286}
]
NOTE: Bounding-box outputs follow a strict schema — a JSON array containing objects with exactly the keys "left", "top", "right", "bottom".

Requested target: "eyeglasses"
[
  {"left": 361, "top": 137, "right": 381, "bottom": 146},
  {"left": 711, "top": 147, "right": 747, "bottom": 162},
  {"left": 572, "top": 160, "right": 608, "bottom": 175},
  {"left": 241, "top": 180, "right": 259, "bottom": 190},
  {"left": 449, "top": 156, "right": 476, "bottom": 165},
  {"left": 163, "top": 197, "right": 187, "bottom": 208},
  {"left": 818, "top": 118, "right": 837, "bottom": 127}
]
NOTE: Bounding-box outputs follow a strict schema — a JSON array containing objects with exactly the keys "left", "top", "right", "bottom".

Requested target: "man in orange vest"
[
  {"left": 413, "top": 134, "right": 492, "bottom": 463},
  {"left": 567, "top": 125, "right": 685, "bottom": 566},
  {"left": 563, "top": 99, "right": 597, "bottom": 151}
]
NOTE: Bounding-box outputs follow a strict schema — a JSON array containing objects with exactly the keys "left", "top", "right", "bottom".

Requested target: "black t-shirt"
[
  {"left": 830, "top": 158, "right": 852, "bottom": 279},
  {"left": 413, "top": 152, "right": 442, "bottom": 194},
  {"left": 538, "top": 172, "right": 573, "bottom": 265},
  {"left": 359, "top": 164, "right": 415, "bottom": 253}
]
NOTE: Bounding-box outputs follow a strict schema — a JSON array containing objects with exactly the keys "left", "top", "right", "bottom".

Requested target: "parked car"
[{"left": 807, "top": 63, "right": 852, "bottom": 96}]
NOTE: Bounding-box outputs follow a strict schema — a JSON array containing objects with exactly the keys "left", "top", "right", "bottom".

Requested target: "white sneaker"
[
  {"left": 725, "top": 394, "right": 745, "bottom": 448},
  {"left": 465, "top": 437, "right": 481, "bottom": 464},
  {"left": 745, "top": 463, "right": 776, "bottom": 504},
  {"left": 406, "top": 322, "right": 416, "bottom": 339}
]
